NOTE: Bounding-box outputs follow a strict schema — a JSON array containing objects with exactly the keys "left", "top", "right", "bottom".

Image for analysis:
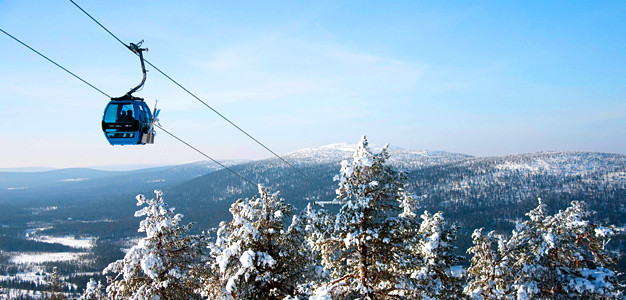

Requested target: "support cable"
[
  {"left": 0, "top": 27, "right": 111, "bottom": 99},
  {"left": 68, "top": 0, "right": 126, "bottom": 48},
  {"left": 68, "top": 0, "right": 326, "bottom": 190},
  {"left": 142, "top": 60, "right": 324, "bottom": 189},
  {"left": 1, "top": 27, "right": 257, "bottom": 187},
  {"left": 155, "top": 124, "right": 256, "bottom": 186}
]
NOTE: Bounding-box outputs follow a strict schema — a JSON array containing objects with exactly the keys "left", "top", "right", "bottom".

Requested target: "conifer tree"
[
  {"left": 103, "top": 190, "right": 206, "bottom": 299},
  {"left": 209, "top": 185, "right": 313, "bottom": 299},
  {"left": 413, "top": 211, "right": 466, "bottom": 299},
  {"left": 48, "top": 267, "right": 66, "bottom": 300},
  {"left": 302, "top": 202, "right": 335, "bottom": 293},
  {"left": 308, "top": 136, "right": 426, "bottom": 299},
  {"left": 507, "top": 200, "right": 621, "bottom": 299},
  {"left": 466, "top": 199, "right": 623, "bottom": 299},
  {"left": 79, "top": 279, "right": 105, "bottom": 300},
  {"left": 464, "top": 228, "right": 512, "bottom": 299}
]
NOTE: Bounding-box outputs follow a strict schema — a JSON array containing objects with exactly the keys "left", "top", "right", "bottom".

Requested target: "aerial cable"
[
  {"left": 0, "top": 27, "right": 111, "bottom": 99},
  {"left": 68, "top": 0, "right": 326, "bottom": 190},
  {"left": 68, "top": 0, "right": 126, "bottom": 48},
  {"left": 155, "top": 124, "right": 256, "bottom": 186},
  {"left": 0, "top": 27, "right": 257, "bottom": 187},
  {"left": 141, "top": 60, "right": 325, "bottom": 189}
]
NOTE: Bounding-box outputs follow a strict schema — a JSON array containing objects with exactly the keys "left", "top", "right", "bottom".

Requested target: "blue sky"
[{"left": 1, "top": 1, "right": 625, "bottom": 168}]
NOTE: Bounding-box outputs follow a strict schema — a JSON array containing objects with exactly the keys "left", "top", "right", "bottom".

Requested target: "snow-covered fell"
[{"left": 284, "top": 143, "right": 471, "bottom": 168}]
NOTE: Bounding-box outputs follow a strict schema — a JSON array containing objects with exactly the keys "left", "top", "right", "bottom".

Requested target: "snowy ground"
[
  {"left": 5, "top": 187, "right": 27, "bottom": 190},
  {"left": 0, "top": 270, "right": 99, "bottom": 283},
  {"left": 62, "top": 178, "right": 89, "bottom": 182},
  {"left": 10, "top": 252, "right": 88, "bottom": 264},
  {"left": 30, "top": 236, "right": 94, "bottom": 249},
  {"left": 0, "top": 269, "right": 48, "bottom": 285},
  {"left": 0, "top": 288, "right": 46, "bottom": 300}
]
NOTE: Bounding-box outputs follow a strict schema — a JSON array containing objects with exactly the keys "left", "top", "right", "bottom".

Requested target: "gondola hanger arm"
[
  {"left": 112, "top": 40, "right": 148, "bottom": 101},
  {"left": 125, "top": 41, "right": 148, "bottom": 97}
]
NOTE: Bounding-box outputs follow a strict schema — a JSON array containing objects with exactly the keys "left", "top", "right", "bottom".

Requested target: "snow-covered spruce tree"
[
  {"left": 102, "top": 190, "right": 206, "bottom": 300},
  {"left": 466, "top": 199, "right": 622, "bottom": 299},
  {"left": 208, "top": 185, "right": 313, "bottom": 299},
  {"left": 308, "top": 136, "right": 433, "bottom": 299},
  {"left": 413, "top": 211, "right": 466, "bottom": 299}
]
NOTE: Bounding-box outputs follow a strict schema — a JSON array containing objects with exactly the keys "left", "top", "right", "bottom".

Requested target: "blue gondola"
[
  {"left": 102, "top": 41, "right": 158, "bottom": 145},
  {"left": 102, "top": 100, "right": 155, "bottom": 145}
]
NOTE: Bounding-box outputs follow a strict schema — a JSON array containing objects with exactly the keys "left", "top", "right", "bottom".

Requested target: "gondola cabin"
[
  {"left": 101, "top": 41, "right": 157, "bottom": 145},
  {"left": 101, "top": 100, "right": 154, "bottom": 145}
]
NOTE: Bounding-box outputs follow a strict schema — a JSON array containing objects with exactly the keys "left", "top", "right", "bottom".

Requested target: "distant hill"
[
  {"left": 406, "top": 151, "right": 626, "bottom": 231},
  {"left": 2, "top": 145, "right": 625, "bottom": 288},
  {"left": 164, "top": 144, "right": 426, "bottom": 229},
  {"left": 0, "top": 160, "right": 249, "bottom": 209},
  {"left": 0, "top": 167, "right": 59, "bottom": 172},
  {"left": 283, "top": 143, "right": 471, "bottom": 167},
  {"left": 163, "top": 146, "right": 626, "bottom": 238},
  {"left": 3, "top": 145, "right": 625, "bottom": 245}
]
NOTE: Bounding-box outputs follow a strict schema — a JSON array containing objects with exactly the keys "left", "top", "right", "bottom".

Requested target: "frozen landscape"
[{"left": 0, "top": 143, "right": 625, "bottom": 298}]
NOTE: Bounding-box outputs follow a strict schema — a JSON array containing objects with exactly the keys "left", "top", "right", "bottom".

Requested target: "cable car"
[
  {"left": 102, "top": 41, "right": 159, "bottom": 145},
  {"left": 102, "top": 100, "right": 155, "bottom": 145}
]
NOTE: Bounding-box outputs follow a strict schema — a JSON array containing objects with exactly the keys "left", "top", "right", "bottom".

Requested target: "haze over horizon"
[
  {"left": 3, "top": 141, "right": 624, "bottom": 172},
  {"left": 1, "top": 1, "right": 624, "bottom": 169}
]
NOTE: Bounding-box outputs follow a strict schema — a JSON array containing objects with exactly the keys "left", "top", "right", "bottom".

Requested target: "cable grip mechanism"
[{"left": 111, "top": 40, "right": 148, "bottom": 101}]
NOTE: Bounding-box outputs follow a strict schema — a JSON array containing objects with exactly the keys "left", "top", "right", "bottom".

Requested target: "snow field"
[{"left": 10, "top": 252, "right": 87, "bottom": 264}]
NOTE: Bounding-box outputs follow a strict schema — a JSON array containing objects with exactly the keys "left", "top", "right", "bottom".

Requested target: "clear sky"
[{"left": 1, "top": 1, "right": 625, "bottom": 168}]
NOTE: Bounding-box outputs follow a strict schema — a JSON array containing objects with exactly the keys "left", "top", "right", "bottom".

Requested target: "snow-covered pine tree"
[
  {"left": 466, "top": 199, "right": 622, "bottom": 299},
  {"left": 413, "top": 211, "right": 466, "bottom": 299},
  {"left": 48, "top": 266, "right": 66, "bottom": 300},
  {"left": 209, "top": 185, "right": 313, "bottom": 300},
  {"left": 506, "top": 199, "right": 621, "bottom": 299},
  {"left": 464, "top": 228, "right": 513, "bottom": 299},
  {"left": 79, "top": 279, "right": 105, "bottom": 300},
  {"left": 302, "top": 201, "right": 335, "bottom": 295},
  {"left": 102, "top": 190, "right": 206, "bottom": 300},
  {"left": 308, "top": 136, "right": 425, "bottom": 299}
]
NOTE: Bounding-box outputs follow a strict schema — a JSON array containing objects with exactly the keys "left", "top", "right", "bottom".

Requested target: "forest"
[{"left": 71, "top": 137, "right": 623, "bottom": 300}]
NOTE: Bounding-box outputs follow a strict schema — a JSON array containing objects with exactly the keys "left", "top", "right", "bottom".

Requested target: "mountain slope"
[
  {"left": 407, "top": 151, "right": 626, "bottom": 230},
  {"left": 164, "top": 147, "right": 626, "bottom": 235},
  {"left": 0, "top": 160, "right": 248, "bottom": 208},
  {"left": 283, "top": 143, "right": 471, "bottom": 167}
]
